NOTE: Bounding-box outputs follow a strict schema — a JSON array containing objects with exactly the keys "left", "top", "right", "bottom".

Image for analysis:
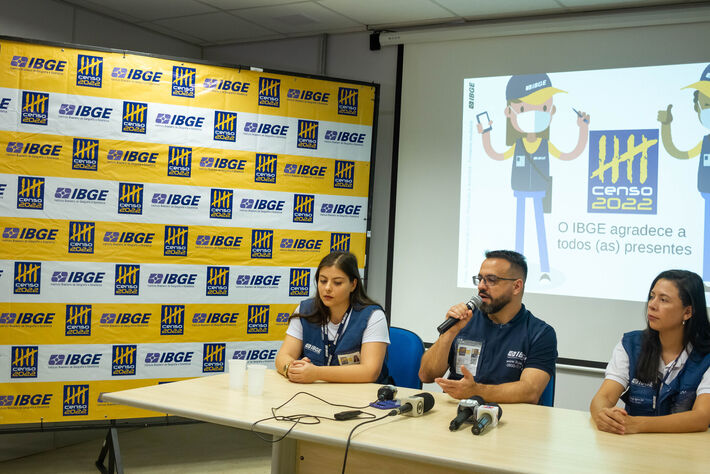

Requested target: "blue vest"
[
  {"left": 697, "top": 135, "right": 710, "bottom": 193},
  {"left": 621, "top": 330, "right": 710, "bottom": 416},
  {"left": 299, "top": 298, "right": 390, "bottom": 383},
  {"left": 511, "top": 138, "right": 549, "bottom": 192}
]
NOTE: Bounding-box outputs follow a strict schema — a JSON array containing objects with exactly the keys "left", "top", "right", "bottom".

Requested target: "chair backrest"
[
  {"left": 539, "top": 375, "right": 555, "bottom": 407},
  {"left": 386, "top": 327, "right": 425, "bottom": 389}
]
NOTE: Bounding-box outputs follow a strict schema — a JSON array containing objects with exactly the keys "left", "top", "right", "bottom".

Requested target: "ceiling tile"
[
  {"left": 317, "top": 0, "right": 456, "bottom": 25},
  {"left": 152, "top": 11, "right": 277, "bottom": 43},
  {"left": 434, "top": 0, "right": 566, "bottom": 18},
  {"left": 235, "top": 2, "right": 360, "bottom": 34},
  {"left": 65, "top": 0, "right": 218, "bottom": 21},
  {"left": 200, "top": 0, "right": 306, "bottom": 9}
]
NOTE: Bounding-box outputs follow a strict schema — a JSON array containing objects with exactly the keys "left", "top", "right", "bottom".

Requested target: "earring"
[{"left": 683, "top": 320, "right": 687, "bottom": 326}]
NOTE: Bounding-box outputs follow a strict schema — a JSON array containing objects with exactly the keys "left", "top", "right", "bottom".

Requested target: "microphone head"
[
  {"left": 413, "top": 392, "right": 435, "bottom": 413},
  {"left": 377, "top": 385, "right": 397, "bottom": 401},
  {"left": 466, "top": 289, "right": 482, "bottom": 310}
]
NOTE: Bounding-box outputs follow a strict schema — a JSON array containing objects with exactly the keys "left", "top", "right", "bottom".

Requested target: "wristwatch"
[{"left": 282, "top": 361, "right": 291, "bottom": 378}]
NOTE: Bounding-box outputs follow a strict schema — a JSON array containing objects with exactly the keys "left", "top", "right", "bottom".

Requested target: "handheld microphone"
[
  {"left": 436, "top": 290, "right": 482, "bottom": 334},
  {"left": 472, "top": 403, "right": 502, "bottom": 435},
  {"left": 449, "top": 396, "right": 484, "bottom": 431},
  {"left": 377, "top": 385, "right": 397, "bottom": 401},
  {"left": 390, "top": 392, "right": 435, "bottom": 417}
]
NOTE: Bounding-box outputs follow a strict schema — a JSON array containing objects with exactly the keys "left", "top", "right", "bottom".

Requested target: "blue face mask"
[
  {"left": 514, "top": 109, "right": 551, "bottom": 134},
  {"left": 700, "top": 107, "right": 710, "bottom": 129}
]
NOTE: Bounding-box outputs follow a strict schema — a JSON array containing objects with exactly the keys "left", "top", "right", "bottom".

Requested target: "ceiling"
[{"left": 60, "top": 0, "right": 695, "bottom": 47}]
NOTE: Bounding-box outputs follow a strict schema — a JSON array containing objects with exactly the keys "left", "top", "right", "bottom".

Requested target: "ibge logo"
[
  {"left": 59, "top": 103, "right": 112, "bottom": 121},
  {"left": 3, "top": 226, "right": 58, "bottom": 242},
  {"left": 233, "top": 347, "right": 278, "bottom": 362},
  {"left": 195, "top": 233, "right": 242, "bottom": 249},
  {"left": 51, "top": 269, "right": 105, "bottom": 287},
  {"left": 588, "top": 129, "right": 659, "bottom": 214},
  {"left": 107, "top": 148, "right": 157, "bottom": 165},
  {"left": 251, "top": 229, "right": 273, "bottom": 259},
  {"left": 100, "top": 311, "right": 150, "bottom": 327},
  {"left": 192, "top": 311, "right": 238, "bottom": 325},
  {"left": 63, "top": 384, "right": 89, "bottom": 416},
  {"left": 65, "top": 304, "right": 91, "bottom": 336},
  {"left": 172, "top": 66, "right": 196, "bottom": 98},
  {"left": 56, "top": 186, "right": 108, "bottom": 203},
  {"left": 14, "top": 262, "right": 41, "bottom": 295},
  {"left": 117, "top": 182, "right": 144, "bottom": 214},
  {"left": 7, "top": 140, "right": 61, "bottom": 159},
  {"left": 320, "top": 202, "right": 362, "bottom": 218},
  {"left": 255, "top": 153, "right": 277, "bottom": 183},
  {"left": 0, "top": 311, "right": 54, "bottom": 327},
  {"left": 68, "top": 221, "right": 95, "bottom": 254},
  {"left": 168, "top": 146, "right": 192, "bottom": 177},
  {"left": 239, "top": 197, "right": 285, "bottom": 214},
  {"left": 203, "top": 77, "right": 250, "bottom": 94},
  {"left": 287, "top": 87, "right": 329, "bottom": 104},
  {"left": 206, "top": 266, "right": 229, "bottom": 296},
  {"left": 293, "top": 194, "right": 314, "bottom": 223},
  {"left": 199, "top": 156, "right": 246, "bottom": 172},
  {"left": 148, "top": 273, "right": 196, "bottom": 287},
  {"left": 283, "top": 163, "right": 327, "bottom": 178},
  {"left": 289, "top": 268, "right": 310, "bottom": 297},
  {"left": 330, "top": 232, "right": 351, "bottom": 252},
  {"left": 334, "top": 160, "right": 355, "bottom": 189},
  {"left": 112, "top": 345, "right": 137, "bottom": 376},
  {"left": 258, "top": 77, "right": 280, "bottom": 107},
  {"left": 203, "top": 343, "right": 225, "bottom": 372},
  {"left": 11, "top": 55, "right": 66, "bottom": 73},
  {"left": 210, "top": 189, "right": 233, "bottom": 219},
  {"left": 247, "top": 305, "right": 269, "bottom": 334},
  {"left": 72, "top": 138, "right": 99, "bottom": 171},
  {"left": 338, "top": 87, "right": 359, "bottom": 116},
  {"left": 164, "top": 225, "right": 188, "bottom": 257},
  {"left": 21, "top": 91, "right": 49, "bottom": 125},
  {"left": 111, "top": 66, "right": 162, "bottom": 83},
  {"left": 155, "top": 113, "right": 204, "bottom": 129},
  {"left": 122, "top": 101, "right": 147, "bottom": 134},
  {"left": 115, "top": 264, "right": 140, "bottom": 295},
  {"left": 11, "top": 346, "right": 39, "bottom": 378},
  {"left": 76, "top": 54, "right": 103, "bottom": 88},
  {"left": 297, "top": 119, "right": 318, "bottom": 149},
  {"left": 214, "top": 111, "right": 237, "bottom": 142},
  {"left": 235, "top": 273, "right": 281, "bottom": 289},
  {"left": 160, "top": 305, "right": 185, "bottom": 335}
]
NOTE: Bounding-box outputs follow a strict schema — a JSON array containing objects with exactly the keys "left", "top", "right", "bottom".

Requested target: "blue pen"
[{"left": 573, "top": 107, "right": 589, "bottom": 123}]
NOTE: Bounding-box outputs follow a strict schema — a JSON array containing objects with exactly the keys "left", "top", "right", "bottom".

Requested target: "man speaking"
[{"left": 419, "top": 250, "right": 557, "bottom": 404}]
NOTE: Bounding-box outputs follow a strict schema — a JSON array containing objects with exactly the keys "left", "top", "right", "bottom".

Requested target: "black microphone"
[
  {"left": 436, "top": 290, "right": 483, "bottom": 334},
  {"left": 449, "top": 396, "right": 484, "bottom": 431},
  {"left": 377, "top": 385, "right": 397, "bottom": 401},
  {"left": 472, "top": 403, "right": 502, "bottom": 435},
  {"left": 389, "top": 392, "right": 435, "bottom": 417}
]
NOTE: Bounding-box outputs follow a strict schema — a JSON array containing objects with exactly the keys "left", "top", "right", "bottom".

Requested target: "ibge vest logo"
[
  {"left": 289, "top": 268, "right": 310, "bottom": 297},
  {"left": 172, "top": 66, "right": 196, "bottom": 98},
  {"left": 122, "top": 101, "right": 147, "bottom": 134},
  {"left": 210, "top": 189, "right": 233, "bottom": 219},
  {"left": 251, "top": 229, "right": 273, "bottom": 259},
  {"left": 65, "top": 304, "right": 91, "bottom": 336},
  {"left": 118, "top": 182, "right": 144, "bottom": 214},
  {"left": 203, "top": 343, "right": 225, "bottom": 372},
  {"left": 63, "top": 384, "right": 89, "bottom": 416},
  {"left": 331, "top": 233, "right": 351, "bottom": 252},
  {"left": 112, "top": 345, "right": 137, "bottom": 376},
  {"left": 115, "top": 264, "right": 140, "bottom": 295},
  {"left": 297, "top": 119, "right": 318, "bottom": 149},
  {"left": 214, "top": 111, "right": 237, "bottom": 142},
  {"left": 164, "top": 225, "right": 188, "bottom": 257},
  {"left": 72, "top": 138, "right": 99, "bottom": 171},
  {"left": 14, "top": 262, "right": 41, "bottom": 295},
  {"left": 161, "top": 304, "right": 185, "bottom": 335},
  {"left": 76, "top": 54, "right": 103, "bottom": 88},
  {"left": 334, "top": 160, "right": 355, "bottom": 189},
  {"left": 206, "top": 266, "right": 229, "bottom": 296},
  {"left": 255, "top": 153, "right": 277, "bottom": 183},
  {"left": 247, "top": 305, "right": 269, "bottom": 334},
  {"left": 11, "top": 346, "right": 39, "bottom": 378},
  {"left": 338, "top": 87, "right": 359, "bottom": 116},
  {"left": 293, "top": 194, "right": 314, "bottom": 223},
  {"left": 21, "top": 91, "right": 49, "bottom": 125},
  {"left": 68, "top": 221, "right": 95, "bottom": 254},
  {"left": 168, "top": 146, "right": 192, "bottom": 177},
  {"left": 588, "top": 129, "right": 659, "bottom": 214},
  {"left": 258, "top": 77, "right": 280, "bottom": 107}
]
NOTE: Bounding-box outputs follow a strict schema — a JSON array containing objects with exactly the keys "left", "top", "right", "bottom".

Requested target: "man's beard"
[{"left": 479, "top": 292, "right": 511, "bottom": 315}]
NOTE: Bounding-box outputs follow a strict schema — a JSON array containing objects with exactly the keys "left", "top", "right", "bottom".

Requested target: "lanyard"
[
  {"left": 322, "top": 307, "right": 352, "bottom": 366},
  {"left": 654, "top": 350, "right": 684, "bottom": 410}
]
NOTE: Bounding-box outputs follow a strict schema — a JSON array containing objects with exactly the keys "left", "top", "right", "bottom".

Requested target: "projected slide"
[{"left": 460, "top": 62, "right": 710, "bottom": 302}]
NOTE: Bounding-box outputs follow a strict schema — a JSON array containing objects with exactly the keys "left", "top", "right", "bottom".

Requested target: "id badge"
[
  {"left": 455, "top": 339, "right": 482, "bottom": 376},
  {"left": 515, "top": 155, "right": 525, "bottom": 167},
  {"left": 337, "top": 351, "right": 361, "bottom": 366}
]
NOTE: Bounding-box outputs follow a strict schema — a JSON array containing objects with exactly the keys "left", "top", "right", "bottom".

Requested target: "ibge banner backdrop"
[{"left": 0, "top": 38, "right": 375, "bottom": 424}]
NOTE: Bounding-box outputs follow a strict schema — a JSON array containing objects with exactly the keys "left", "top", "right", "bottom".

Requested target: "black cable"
[{"left": 341, "top": 411, "right": 395, "bottom": 474}]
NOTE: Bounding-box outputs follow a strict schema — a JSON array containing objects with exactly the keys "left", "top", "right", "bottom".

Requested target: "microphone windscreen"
[
  {"left": 471, "top": 395, "right": 485, "bottom": 405},
  {"left": 413, "top": 392, "right": 435, "bottom": 413},
  {"left": 467, "top": 292, "right": 482, "bottom": 309}
]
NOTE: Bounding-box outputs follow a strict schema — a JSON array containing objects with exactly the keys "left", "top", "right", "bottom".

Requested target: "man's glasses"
[{"left": 472, "top": 274, "right": 518, "bottom": 286}]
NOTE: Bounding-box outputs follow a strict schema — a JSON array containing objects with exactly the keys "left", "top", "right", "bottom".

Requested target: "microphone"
[
  {"left": 377, "top": 385, "right": 397, "bottom": 401},
  {"left": 390, "top": 392, "right": 435, "bottom": 417},
  {"left": 436, "top": 290, "right": 483, "bottom": 334},
  {"left": 449, "top": 396, "right": 484, "bottom": 431},
  {"left": 472, "top": 403, "right": 502, "bottom": 435}
]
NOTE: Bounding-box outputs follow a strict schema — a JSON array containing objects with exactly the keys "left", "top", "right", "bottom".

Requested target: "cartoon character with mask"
[
  {"left": 658, "top": 64, "right": 710, "bottom": 288},
  {"left": 478, "top": 73, "right": 589, "bottom": 282}
]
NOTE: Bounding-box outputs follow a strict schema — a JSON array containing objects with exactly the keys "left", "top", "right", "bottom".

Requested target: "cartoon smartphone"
[{"left": 476, "top": 111, "right": 492, "bottom": 132}]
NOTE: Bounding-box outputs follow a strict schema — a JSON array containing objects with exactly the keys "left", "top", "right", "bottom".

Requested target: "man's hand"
[
  {"left": 435, "top": 365, "right": 477, "bottom": 399},
  {"left": 657, "top": 104, "right": 673, "bottom": 124}
]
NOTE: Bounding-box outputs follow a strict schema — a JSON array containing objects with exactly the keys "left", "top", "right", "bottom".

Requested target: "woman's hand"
[
  {"left": 593, "top": 406, "right": 628, "bottom": 435},
  {"left": 287, "top": 357, "right": 319, "bottom": 383}
]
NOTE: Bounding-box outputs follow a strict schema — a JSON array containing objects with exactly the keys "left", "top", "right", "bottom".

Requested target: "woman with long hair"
[
  {"left": 590, "top": 269, "right": 710, "bottom": 433},
  {"left": 274, "top": 251, "right": 390, "bottom": 383}
]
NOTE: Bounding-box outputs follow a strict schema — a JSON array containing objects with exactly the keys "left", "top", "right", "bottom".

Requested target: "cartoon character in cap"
[
  {"left": 658, "top": 64, "right": 710, "bottom": 287},
  {"left": 478, "top": 73, "right": 589, "bottom": 281}
]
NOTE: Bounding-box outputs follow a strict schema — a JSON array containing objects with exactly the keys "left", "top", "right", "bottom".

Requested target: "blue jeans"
[{"left": 515, "top": 191, "right": 550, "bottom": 273}]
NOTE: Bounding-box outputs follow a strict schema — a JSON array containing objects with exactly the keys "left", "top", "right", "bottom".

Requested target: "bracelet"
[{"left": 282, "top": 362, "right": 291, "bottom": 378}]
